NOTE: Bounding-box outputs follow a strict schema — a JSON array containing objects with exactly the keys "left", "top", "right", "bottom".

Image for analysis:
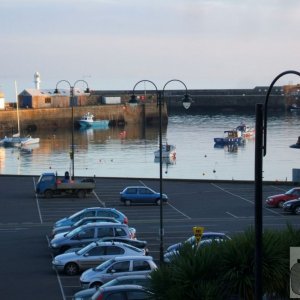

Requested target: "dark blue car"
[{"left": 120, "top": 186, "right": 168, "bottom": 206}]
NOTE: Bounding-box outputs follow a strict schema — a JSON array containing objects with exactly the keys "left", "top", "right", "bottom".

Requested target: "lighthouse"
[{"left": 34, "top": 72, "right": 41, "bottom": 90}]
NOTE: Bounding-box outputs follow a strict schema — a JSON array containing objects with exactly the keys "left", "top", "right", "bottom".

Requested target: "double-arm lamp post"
[
  {"left": 130, "top": 79, "right": 192, "bottom": 264},
  {"left": 255, "top": 70, "right": 300, "bottom": 299},
  {"left": 54, "top": 80, "right": 90, "bottom": 180}
]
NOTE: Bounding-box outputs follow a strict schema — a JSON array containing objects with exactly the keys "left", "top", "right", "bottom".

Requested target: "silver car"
[
  {"left": 50, "top": 222, "right": 135, "bottom": 254},
  {"left": 52, "top": 241, "right": 146, "bottom": 275},
  {"left": 80, "top": 256, "right": 157, "bottom": 289}
]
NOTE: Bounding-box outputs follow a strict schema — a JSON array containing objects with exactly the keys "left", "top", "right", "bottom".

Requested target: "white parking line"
[
  {"left": 33, "top": 177, "right": 43, "bottom": 224},
  {"left": 226, "top": 211, "right": 239, "bottom": 218},
  {"left": 211, "top": 183, "right": 282, "bottom": 216},
  {"left": 92, "top": 190, "right": 105, "bottom": 207}
]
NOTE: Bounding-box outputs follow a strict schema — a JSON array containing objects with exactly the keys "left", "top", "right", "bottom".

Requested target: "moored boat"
[
  {"left": 236, "top": 123, "right": 255, "bottom": 138},
  {"left": 154, "top": 144, "right": 176, "bottom": 159},
  {"left": 78, "top": 112, "right": 110, "bottom": 128},
  {"left": 214, "top": 130, "right": 245, "bottom": 146}
]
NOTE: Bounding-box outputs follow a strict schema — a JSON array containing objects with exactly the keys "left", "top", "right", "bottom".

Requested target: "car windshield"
[
  {"left": 77, "top": 242, "right": 96, "bottom": 255},
  {"left": 95, "top": 258, "right": 114, "bottom": 271},
  {"left": 286, "top": 188, "right": 296, "bottom": 195},
  {"left": 66, "top": 226, "right": 83, "bottom": 238},
  {"left": 68, "top": 210, "right": 84, "bottom": 221}
]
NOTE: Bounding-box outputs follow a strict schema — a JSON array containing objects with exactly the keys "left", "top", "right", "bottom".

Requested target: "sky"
[{"left": 1, "top": 0, "right": 300, "bottom": 101}]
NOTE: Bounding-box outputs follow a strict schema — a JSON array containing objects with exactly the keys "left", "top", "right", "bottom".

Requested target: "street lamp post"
[
  {"left": 131, "top": 79, "right": 192, "bottom": 265},
  {"left": 255, "top": 70, "right": 300, "bottom": 299},
  {"left": 54, "top": 80, "right": 90, "bottom": 180}
]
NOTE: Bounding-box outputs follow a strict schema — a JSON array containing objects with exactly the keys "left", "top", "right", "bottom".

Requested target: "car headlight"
[
  {"left": 51, "top": 243, "right": 58, "bottom": 248},
  {"left": 53, "top": 258, "right": 62, "bottom": 265},
  {"left": 285, "top": 203, "right": 292, "bottom": 208}
]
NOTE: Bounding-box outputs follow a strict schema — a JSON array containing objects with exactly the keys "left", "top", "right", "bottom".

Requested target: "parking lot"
[{"left": 0, "top": 175, "right": 299, "bottom": 299}]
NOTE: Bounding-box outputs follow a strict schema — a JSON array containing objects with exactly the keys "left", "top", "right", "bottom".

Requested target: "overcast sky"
[{"left": 1, "top": 0, "right": 300, "bottom": 101}]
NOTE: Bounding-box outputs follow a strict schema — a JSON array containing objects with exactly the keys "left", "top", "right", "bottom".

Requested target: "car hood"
[
  {"left": 51, "top": 232, "right": 68, "bottom": 244},
  {"left": 284, "top": 199, "right": 300, "bottom": 205},
  {"left": 54, "top": 217, "right": 71, "bottom": 227},
  {"left": 54, "top": 251, "right": 79, "bottom": 261},
  {"left": 80, "top": 267, "right": 98, "bottom": 281},
  {"left": 74, "top": 287, "right": 98, "bottom": 298},
  {"left": 268, "top": 194, "right": 285, "bottom": 199}
]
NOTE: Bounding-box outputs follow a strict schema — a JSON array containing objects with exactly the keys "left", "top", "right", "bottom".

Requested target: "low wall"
[{"left": 0, "top": 103, "right": 167, "bottom": 133}]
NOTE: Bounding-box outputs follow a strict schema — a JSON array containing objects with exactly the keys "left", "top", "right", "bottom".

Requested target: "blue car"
[
  {"left": 120, "top": 186, "right": 168, "bottom": 206},
  {"left": 53, "top": 207, "right": 128, "bottom": 228}
]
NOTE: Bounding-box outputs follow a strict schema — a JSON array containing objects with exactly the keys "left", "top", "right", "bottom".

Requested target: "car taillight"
[
  {"left": 95, "top": 294, "right": 104, "bottom": 300},
  {"left": 124, "top": 217, "right": 128, "bottom": 225}
]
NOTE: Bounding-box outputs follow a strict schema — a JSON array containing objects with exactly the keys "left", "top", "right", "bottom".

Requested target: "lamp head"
[
  {"left": 129, "top": 94, "right": 138, "bottom": 105},
  {"left": 182, "top": 94, "right": 192, "bottom": 110}
]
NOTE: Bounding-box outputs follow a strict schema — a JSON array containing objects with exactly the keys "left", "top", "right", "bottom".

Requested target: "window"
[
  {"left": 105, "top": 292, "right": 125, "bottom": 300},
  {"left": 109, "top": 261, "right": 130, "bottom": 273},
  {"left": 106, "top": 246, "right": 124, "bottom": 255},
  {"left": 132, "top": 260, "right": 151, "bottom": 271},
  {"left": 97, "top": 227, "right": 114, "bottom": 238},
  {"left": 84, "top": 211, "right": 96, "bottom": 218},
  {"left": 87, "top": 246, "right": 105, "bottom": 256},
  {"left": 45, "top": 97, "right": 51, "bottom": 104},
  {"left": 115, "top": 228, "right": 127, "bottom": 237},
  {"left": 140, "top": 188, "right": 152, "bottom": 195},
  {"left": 127, "top": 291, "right": 150, "bottom": 300},
  {"left": 126, "top": 188, "right": 137, "bottom": 194},
  {"left": 76, "top": 228, "right": 94, "bottom": 239}
]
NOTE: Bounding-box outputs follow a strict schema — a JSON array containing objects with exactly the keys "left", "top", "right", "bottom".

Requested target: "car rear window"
[
  {"left": 106, "top": 246, "right": 125, "bottom": 255},
  {"left": 115, "top": 227, "right": 127, "bottom": 237},
  {"left": 126, "top": 188, "right": 137, "bottom": 194},
  {"left": 132, "top": 260, "right": 151, "bottom": 271}
]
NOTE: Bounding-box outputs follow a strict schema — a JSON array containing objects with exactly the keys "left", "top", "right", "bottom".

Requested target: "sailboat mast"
[{"left": 15, "top": 80, "right": 20, "bottom": 135}]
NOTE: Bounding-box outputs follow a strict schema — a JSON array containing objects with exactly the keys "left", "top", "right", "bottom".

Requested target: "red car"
[{"left": 265, "top": 187, "right": 300, "bottom": 208}]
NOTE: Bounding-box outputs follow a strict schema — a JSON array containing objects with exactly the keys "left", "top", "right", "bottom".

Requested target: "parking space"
[{"left": 0, "top": 175, "right": 299, "bottom": 299}]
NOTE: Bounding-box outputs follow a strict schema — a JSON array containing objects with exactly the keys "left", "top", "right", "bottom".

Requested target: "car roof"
[
  {"left": 124, "top": 186, "right": 151, "bottom": 189},
  {"left": 113, "top": 255, "right": 153, "bottom": 261},
  {"left": 80, "top": 222, "right": 127, "bottom": 228},
  {"left": 92, "top": 241, "right": 135, "bottom": 247},
  {"left": 100, "top": 284, "right": 148, "bottom": 292}
]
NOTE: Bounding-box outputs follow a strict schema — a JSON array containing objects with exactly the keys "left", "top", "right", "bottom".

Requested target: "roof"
[{"left": 20, "top": 88, "right": 89, "bottom": 97}]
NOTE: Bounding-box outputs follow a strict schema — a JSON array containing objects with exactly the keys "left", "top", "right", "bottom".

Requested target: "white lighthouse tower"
[{"left": 34, "top": 71, "right": 41, "bottom": 90}]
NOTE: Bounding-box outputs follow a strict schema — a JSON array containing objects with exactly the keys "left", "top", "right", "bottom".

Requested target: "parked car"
[
  {"left": 165, "top": 231, "right": 231, "bottom": 253},
  {"left": 50, "top": 222, "right": 135, "bottom": 254},
  {"left": 52, "top": 241, "right": 146, "bottom": 275},
  {"left": 51, "top": 216, "right": 121, "bottom": 238},
  {"left": 80, "top": 256, "right": 157, "bottom": 289},
  {"left": 89, "top": 284, "right": 153, "bottom": 300},
  {"left": 265, "top": 187, "right": 300, "bottom": 208},
  {"left": 66, "top": 237, "right": 149, "bottom": 255},
  {"left": 283, "top": 199, "right": 300, "bottom": 214},
  {"left": 164, "top": 238, "right": 227, "bottom": 263},
  {"left": 73, "top": 274, "right": 151, "bottom": 300},
  {"left": 91, "top": 284, "right": 154, "bottom": 300},
  {"left": 53, "top": 207, "right": 128, "bottom": 229},
  {"left": 120, "top": 186, "right": 168, "bottom": 206}
]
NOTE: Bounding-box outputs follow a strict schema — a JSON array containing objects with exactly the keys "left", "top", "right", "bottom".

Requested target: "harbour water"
[{"left": 0, "top": 109, "right": 300, "bottom": 181}]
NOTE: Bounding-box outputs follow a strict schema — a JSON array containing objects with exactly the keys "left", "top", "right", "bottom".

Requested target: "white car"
[
  {"left": 80, "top": 256, "right": 157, "bottom": 288},
  {"left": 52, "top": 241, "right": 145, "bottom": 275}
]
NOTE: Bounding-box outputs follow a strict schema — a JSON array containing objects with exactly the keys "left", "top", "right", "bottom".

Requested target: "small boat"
[
  {"left": 78, "top": 112, "right": 109, "bottom": 128},
  {"left": 2, "top": 134, "right": 40, "bottom": 147},
  {"left": 154, "top": 144, "right": 176, "bottom": 159},
  {"left": 214, "top": 130, "right": 245, "bottom": 146},
  {"left": 236, "top": 123, "right": 255, "bottom": 138},
  {"left": 289, "top": 104, "right": 300, "bottom": 111}
]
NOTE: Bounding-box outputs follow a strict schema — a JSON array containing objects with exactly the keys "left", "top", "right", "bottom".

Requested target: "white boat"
[
  {"left": 78, "top": 112, "right": 110, "bottom": 128},
  {"left": 1, "top": 81, "right": 39, "bottom": 147},
  {"left": 154, "top": 144, "right": 176, "bottom": 159},
  {"left": 236, "top": 123, "right": 255, "bottom": 138}
]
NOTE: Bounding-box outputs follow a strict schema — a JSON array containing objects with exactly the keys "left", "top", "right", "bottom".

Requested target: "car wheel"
[
  {"left": 156, "top": 199, "right": 161, "bottom": 206},
  {"left": 294, "top": 206, "right": 300, "bottom": 215},
  {"left": 278, "top": 201, "right": 284, "bottom": 208},
  {"left": 44, "top": 190, "right": 53, "bottom": 198},
  {"left": 64, "top": 262, "right": 79, "bottom": 276},
  {"left": 90, "top": 281, "right": 103, "bottom": 288}
]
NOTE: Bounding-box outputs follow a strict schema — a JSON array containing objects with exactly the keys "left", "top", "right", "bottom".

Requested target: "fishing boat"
[
  {"left": 214, "top": 130, "right": 245, "bottom": 146},
  {"left": 236, "top": 123, "right": 255, "bottom": 138},
  {"left": 1, "top": 81, "right": 39, "bottom": 147},
  {"left": 290, "top": 136, "right": 300, "bottom": 149},
  {"left": 78, "top": 112, "right": 110, "bottom": 128},
  {"left": 154, "top": 143, "right": 176, "bottom": 159}
]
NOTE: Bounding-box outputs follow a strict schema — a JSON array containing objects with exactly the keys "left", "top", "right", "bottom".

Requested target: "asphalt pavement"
[{"left": 0, "top": 175, "right": 298, "bottom": 300}]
